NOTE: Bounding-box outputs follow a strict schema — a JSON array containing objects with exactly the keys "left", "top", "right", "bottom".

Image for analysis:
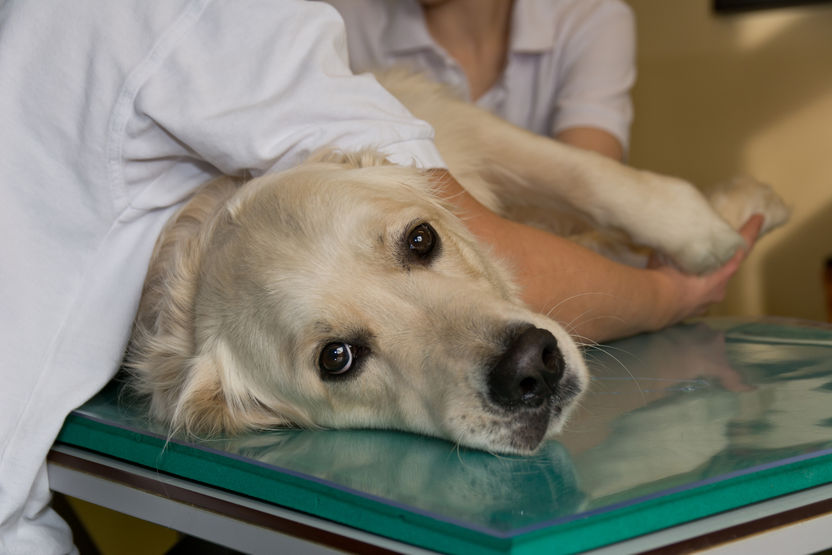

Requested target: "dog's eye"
[
  {"left": 319, "top": 342, "right": 353, "bottom": 375},
  {"left": 406, "top": 223, "right": 438, "bottom": 260},
  {"left": 318, "top": 342, "right": 369, "bottom": 378}
]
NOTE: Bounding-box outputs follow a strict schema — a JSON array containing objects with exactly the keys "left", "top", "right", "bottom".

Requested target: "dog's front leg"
[{"left": 437, "top": 110, "right": 755, "bottom": 274}]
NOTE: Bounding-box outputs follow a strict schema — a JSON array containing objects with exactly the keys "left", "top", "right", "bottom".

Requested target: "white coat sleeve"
[{"left": 127, "top": 0, "right": 445, "bottom": 192}]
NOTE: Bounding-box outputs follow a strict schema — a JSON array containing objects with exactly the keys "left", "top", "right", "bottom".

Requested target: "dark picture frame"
[{"left": 714, "top": 0, "right": 832, "bottom": 12}]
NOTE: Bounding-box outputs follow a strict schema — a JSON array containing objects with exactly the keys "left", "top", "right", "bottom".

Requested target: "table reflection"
[
  {"left": 561, "top": 320, "right": 832, "bottom": 504},
  {"left": 216, "top": 428, "right": 584, "bottom": 529}
]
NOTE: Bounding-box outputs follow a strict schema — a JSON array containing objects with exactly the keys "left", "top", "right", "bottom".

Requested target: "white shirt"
[
  {"left": 324, "top": 0, "right": 636, "bottom": 153},
  {"left": 0, "top": 1, "right": 443, "bottom": 552}
]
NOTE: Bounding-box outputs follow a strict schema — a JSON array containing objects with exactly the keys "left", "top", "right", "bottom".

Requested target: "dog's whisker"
[
  {"left": 585, "top": 342, "right": 634, "bottom": 357},
  {"left": 485, "top": 448, "right": 511, "bottom": 461},
  {"left": 568, "top": 332, "right": 600, "bottom": 349},
  {"left": 560, "top": 307, "right": 602, "bottom": 338},
  {"left": 450, "top": 436, "right": 467, "bottom": 466},
  {"left": 586, "top": 345, "right": 645, "bottom": 403},
  {"left": 569, "top": 330, "right": 634, "bottom": 358},
  {"left": 565, "top": 313, "right": 629, "bottom": 338},
  {"left": 543, "top": 291, "right": 615, "bottom": 320}
]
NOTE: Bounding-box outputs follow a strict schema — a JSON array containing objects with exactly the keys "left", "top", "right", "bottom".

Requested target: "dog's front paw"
[
  {"left": 632, "top": 174, "right": 745, "bottom": 275},
  {"left": 670, "top": 221, "right": 746, "bottom": 275},
  {"left": 708, "top": 176, "right": 790, "bottom": 237},
  {"left": 657, "top": 175, "right": 789, "bottom": 275}
]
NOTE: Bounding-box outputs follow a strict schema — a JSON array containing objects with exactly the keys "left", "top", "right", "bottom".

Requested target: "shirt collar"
[{"left": 509, "top": 0, "right": 559, "bottom": 53}]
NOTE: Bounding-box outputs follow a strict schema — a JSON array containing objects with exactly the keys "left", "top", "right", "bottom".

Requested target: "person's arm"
[
  {"left": 553, "top": 1, "right": 636, "bottom": 161},
  {"left": 133, "top": 1, "right": 445, "bottom": 181},
  {"left": 556, "top": 126, "right": 623, "bottom": 162},
  {"left": 430, "top": 170, "right": 761, "bottom": 343}
]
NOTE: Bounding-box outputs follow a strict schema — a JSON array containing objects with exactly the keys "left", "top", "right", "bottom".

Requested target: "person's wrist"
[{"left": 645, "top": 268, "right": 684, "bottom": 332}]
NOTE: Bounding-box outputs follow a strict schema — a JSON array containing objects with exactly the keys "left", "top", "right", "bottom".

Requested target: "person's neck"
[{"left": 421, "top": 0, "right": 513, "bottom": 100}]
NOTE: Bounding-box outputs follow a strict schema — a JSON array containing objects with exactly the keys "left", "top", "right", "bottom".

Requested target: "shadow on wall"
[
  {"left": 629, "top": 1, "right": 832, "bottom": 187},
  {"left": 763, "top": 198, "right": 832, "bottom": 322}
]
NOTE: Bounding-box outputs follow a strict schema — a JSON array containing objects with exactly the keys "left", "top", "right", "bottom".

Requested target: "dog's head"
[{"left": 130, "top": 151, "right": 588, "bottom": 455}]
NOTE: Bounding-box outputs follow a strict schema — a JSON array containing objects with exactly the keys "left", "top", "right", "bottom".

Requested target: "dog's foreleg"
[{"left": 432, "top": 108, "right": 750, "bottom": 274}]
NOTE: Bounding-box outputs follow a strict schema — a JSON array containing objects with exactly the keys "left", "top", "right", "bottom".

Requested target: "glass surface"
[{"left": 62, "top": 318, "right": 832, "bottom": 551}]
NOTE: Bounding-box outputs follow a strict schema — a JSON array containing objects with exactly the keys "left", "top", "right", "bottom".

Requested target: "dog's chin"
[
  {"left": 449, "top": 411, "right": 559, "bottom": 456},
  {"left": 445, "top": 392, "right": 581, "bottom": 456},
  {"left": 505, "top": 405, "right": 560, "bottom": 455},
  {"left": 503, "top": 401, "right": 579, "bottom": 455}
]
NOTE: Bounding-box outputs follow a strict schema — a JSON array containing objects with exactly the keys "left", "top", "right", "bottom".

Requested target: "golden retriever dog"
[{"left": 127, "top": 72, "right": 788, "bottom": 455}]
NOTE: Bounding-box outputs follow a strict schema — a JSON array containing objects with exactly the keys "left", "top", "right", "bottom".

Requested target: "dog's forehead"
[
  {"left": 232, "top": 166, "right": 451, "bottom": 295},
  {"left": 241, "top": 166, "right": 451, "bottom": 248}
]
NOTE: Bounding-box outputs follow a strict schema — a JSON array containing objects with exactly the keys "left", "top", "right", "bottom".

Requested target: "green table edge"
[
  {"left": 56, "top": 416, "right": 509, "bottom": 554},
  {"left": 56, "top": 411, "right": 832, "bottom": 554}
]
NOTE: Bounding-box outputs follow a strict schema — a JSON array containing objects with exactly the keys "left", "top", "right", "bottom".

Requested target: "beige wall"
[{"left": 624, "top": 0, "right": 832, "bottom": 322}]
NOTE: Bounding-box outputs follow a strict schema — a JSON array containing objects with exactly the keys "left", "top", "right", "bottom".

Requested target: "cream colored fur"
[{"left": 128, "top": 72, "right": 788, "bottom": 455}]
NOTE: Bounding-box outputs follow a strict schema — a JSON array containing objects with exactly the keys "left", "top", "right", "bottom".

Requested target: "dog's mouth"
[
  {"left": 476, "top": 371, "right": 584, "bottom": 454},
  {"left": 452, "top": 324, "right": 586, "bottom": 454}
]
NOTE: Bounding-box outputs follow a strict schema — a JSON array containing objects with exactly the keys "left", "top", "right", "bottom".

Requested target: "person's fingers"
[
  {"left": 710, "top": 214, "right": 766, "bottom": 279},
  {"left": 717, "top": 247, "right": 744, "bottom": 280},
  {"left": 738, "top": 214, "right": 764, "bottom": 252}
]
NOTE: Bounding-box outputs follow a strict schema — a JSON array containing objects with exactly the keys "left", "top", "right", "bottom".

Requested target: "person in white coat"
[{"left": 0, "top": 2, "right": 443, "bottom": 552}]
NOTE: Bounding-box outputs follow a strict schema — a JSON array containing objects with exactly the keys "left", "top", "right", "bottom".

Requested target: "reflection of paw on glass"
[{"left": 639, "top": 322, "right": 752, "bottom": 393}]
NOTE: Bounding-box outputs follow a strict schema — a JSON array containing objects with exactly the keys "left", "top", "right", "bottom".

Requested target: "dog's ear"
[
  {"left": 172, "top": 347, "right": 246, "bottom": 436},
  {"left": 171, "top": 340, "right": 290, "bottom": 437},
  {"left": 172, "top": 353, "right": 237, "bottom": 436},
  {"left": 129, "top": 175, "right": 288, "bottom": 437},
  {"left": 306, "top": 148, "right": 393, "bottom": 169}
]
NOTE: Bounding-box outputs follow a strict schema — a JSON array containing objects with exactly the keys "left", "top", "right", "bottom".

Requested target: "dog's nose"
[{"left": 488, "top": 326, "right": 565, "bottom": 410}]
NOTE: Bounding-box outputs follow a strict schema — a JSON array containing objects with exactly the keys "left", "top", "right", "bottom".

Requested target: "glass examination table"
[{"left": 49, "top": 317, "right": 832, "bottom": 554}]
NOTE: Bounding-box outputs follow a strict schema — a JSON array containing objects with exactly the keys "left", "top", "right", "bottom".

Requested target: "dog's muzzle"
[{"left": 487, "top": 326, "right": 565, "bottom": 411}]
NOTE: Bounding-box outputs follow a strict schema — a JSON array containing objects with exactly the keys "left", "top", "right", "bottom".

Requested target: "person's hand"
[{"left": 650, "top": 214, "right": 764, "bottom": 326}]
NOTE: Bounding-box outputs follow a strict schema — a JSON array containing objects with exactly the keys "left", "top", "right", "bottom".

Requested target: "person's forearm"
[
  {"left": 556, "top": 127, "right": 624, "bottom": 162},
  {"left": 470, "top": 214, "right": 678, "bottom": 342}
]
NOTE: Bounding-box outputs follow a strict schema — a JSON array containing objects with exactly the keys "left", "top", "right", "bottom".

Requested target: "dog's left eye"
[
  {"left": 405, "top": 222, "right": 438, "bottom": 261},
  {"left": 319, "top": 342, "right": 353, "bottom": 375},
  {"left": 318, "top": 342, "right": 367, "bottom": 378}
]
